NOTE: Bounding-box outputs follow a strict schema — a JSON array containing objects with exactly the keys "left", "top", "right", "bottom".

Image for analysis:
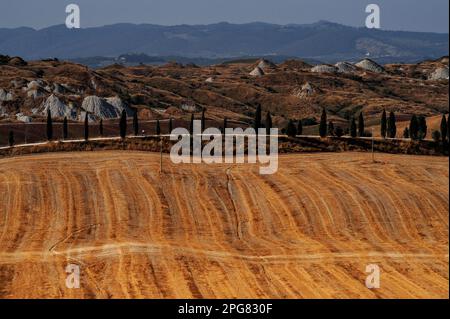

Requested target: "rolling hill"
[
  {"left": 1, "top": 55, "right": 448, "bottom": 135},
  {"left": 0, "top": 151, "right": 447, "bottom": 298},
  {"left": 0, "top": 21, "right": 448, "bottom": 62}
]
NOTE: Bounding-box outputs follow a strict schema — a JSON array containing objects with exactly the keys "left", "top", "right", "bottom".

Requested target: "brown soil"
[{"left": 0, "top": 151, "right": 447, "bottom": 298}]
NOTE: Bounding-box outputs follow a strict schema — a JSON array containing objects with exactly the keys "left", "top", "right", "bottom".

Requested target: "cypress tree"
[
  {"left": 286, "top": 119, "right": 297, "bottom": 137},
  {"left": 201, "top": 108, "right": 206, "bottom": 131},
  {"left": 418, "top": 116, "right": 427, "bottom": 140},
  {"left": 63, "top": 116, "right": 68, "bottom": 140},
  {"left": 254, "top": 103, "right": 262, "bottom": 130},
  {"left": 84, "top": 112, "right": 89, "bottom": 141},
  {"left": 319, "top": 108, "right": 327, "bottom": 137},
  {"left": 99, "top": 119, "right": 103, "bottom": 137},
  {"left": 350, "top": 117, "right": 357, "bottom": 138},
  {"left": 169, "top": 118, "right": 173, "bottom": 133},
  {"left": 387, "top": 111, "right": 397, "bottom": 138},
  {"left": 119, "top": 109, "right": 127, "bottom": 139},
  {"left": 8, "top": 131, "right": 14, "bottom": 147},
  {"left": 409, "top": 115, "right": 419, "bottom": 140},
  {"left": 265, "top": 112, "right": 272, "bottom": 135},
  {"left": 297, "top": 120, "right": 303, "bottom": 136},
  {"left": 189, "top": 114, "right": 194, "bottom": 135},
  {"left": 358, "top": 112, "right": 365, "bottom": 137},
  {"left": 447, "top": 116, "right": 449, "bottom": 143},
  {"left": 380, "top": 109, "right": 387, "bottom": 139},
  {"left": 46, "top": 109, "right": 53, "bottom": 141},
  {"left": 440, "top": 114, "right": 447, "bottom": 142},
  {"left": 403, "top": 127, "right": 410, "bottom": 139},
  {"left": 328, "top": 121, "right": 335, "bottom": 136},
  {"left": 156, "top": 119, "right": 161, "bottom": 135},
  {"left": 133, "top": 109, "right": 139, "bottom": 136}
]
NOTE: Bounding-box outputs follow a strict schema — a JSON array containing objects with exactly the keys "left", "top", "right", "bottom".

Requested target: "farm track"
[{"left": 0, "top": 151, "right": 448, "bottom": 298}]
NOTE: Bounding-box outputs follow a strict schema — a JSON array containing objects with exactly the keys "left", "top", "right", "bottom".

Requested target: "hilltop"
[{"left": 0, "top": 21, "right": 448, "bottom": 62}]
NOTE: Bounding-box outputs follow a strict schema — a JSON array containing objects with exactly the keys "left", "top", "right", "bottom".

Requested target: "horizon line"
[{"left": 1, "top": 20, "right": 449, "bottom": 35}]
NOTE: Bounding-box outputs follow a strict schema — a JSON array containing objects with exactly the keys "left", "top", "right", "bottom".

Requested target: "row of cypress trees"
[
  {"left": 5, "top": 105, "right": 449, "bottom": 147},
  {"left": 288, "top": 107, "right": 447, "bottom": 141},
  {"left": 43, "top": 109, "right": 169, "bottom": 141},
  {"left": 319, "top": 109, "right": 370, "bottom": 138}
]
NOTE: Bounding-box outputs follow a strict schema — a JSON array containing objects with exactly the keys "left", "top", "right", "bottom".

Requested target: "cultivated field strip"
[{"left": 0, "top": 151, "right": 448, "bottom": 298}]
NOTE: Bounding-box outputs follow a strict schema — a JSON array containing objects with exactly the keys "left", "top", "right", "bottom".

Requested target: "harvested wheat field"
[{"left": 0, "top": 151, "right": 448, "bottom": 299}]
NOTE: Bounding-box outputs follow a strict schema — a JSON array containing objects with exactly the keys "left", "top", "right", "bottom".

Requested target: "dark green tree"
[
  {"left": 440, "top": 114, "right": 447, "bottom": 142},
  {"left": 156, "top": 119, "right": 161, "bottom": 135},
  {"left": 254, "top": 103, "right": 262, "bottom": 131},
  {"left": 286, "top": 119, "right": 297, "bottom": 137},
  {"left": 409, "top": 115, "right": 419, "bottom": 140},
  {"left": 119, "top": 109, "right": 127, "bottom": 139},
  {"left": 448, "top": 116, "right": 450, "bottom": 143},
  {"left": 133, "top": 109, "right": 139, "bottom": 136},
  {"left": 319, "top": 109, "right": 327, "bottom": 137},
  {"left": 350, "top": 117, "right": 357, "bottom": 138},
  {"left": 169, "top": 118, "right": 173, "bottom": 133},
  {"left": 297, "top": 120, "right": 303, "bottom": 136},
  {"left": 8, "top": 131, "right": 14, "bottom": 147},
  {"left": 418, "top": 116, "right": 427, "bottom": 140},
  {"left": 448, "top": 115, "right": 450, "bottom": 143},
  {"left": 63, "top": 116, "right": 68, "bottom": 140},
  {"left": 46, "top": 109, "right": 53, "bottom": 141},
  {"left": 432, "top": 130, "right": 441, "bottom": 142},
  {"left": 189, "top": 114, "right": 194, "bottom": 135},
  {"left": 335, "top": 127, "right": 344, "bottom": 137},
  {"left": 265, "top": 112, "right": 272, "bottom": 135},
  {"left": 387, "top": 111, "right": 397, "bottom": 138},
  {"left": 358, "top": 112, "right": 365, "bottom": 137},
  {"left": 403, "top": 127, "right": 410, "bottom": 139},
  {"left": 84, "top": 112, "right": 89, "bottom": 141},
  {"left": 328, "top": 121, "right": 335, "bottom": 136},
  {"left": 201, "top": 108, "right": 206, "bottom": 131},
  {"left": 380, "top": 109, "right": 387, "bottom": 139}
]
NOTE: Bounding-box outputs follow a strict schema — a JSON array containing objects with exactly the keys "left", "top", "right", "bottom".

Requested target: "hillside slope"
[
  {"left": 0, "top": 152, "right": 448, "bottom": 298},
  {"left": 1, "top": 56, "right": 448, "bottom": 130}
]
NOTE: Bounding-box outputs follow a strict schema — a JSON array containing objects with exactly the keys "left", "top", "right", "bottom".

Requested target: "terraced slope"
[{"left": 0, "top": 151, "right": 448, "bottom": 298}]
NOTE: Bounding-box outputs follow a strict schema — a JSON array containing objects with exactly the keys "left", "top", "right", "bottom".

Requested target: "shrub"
[
  {"left": 403, "top": 127, "right": 410, "bottom": 139},
  {"left": 432, "top": 130, "right": 441, "bottom": 142},
  {"left": 335, "top": 127, "right": 344, "bottom": 137},
  {"left": 286, "top": 120, "right": 297, "bottom": 137}
]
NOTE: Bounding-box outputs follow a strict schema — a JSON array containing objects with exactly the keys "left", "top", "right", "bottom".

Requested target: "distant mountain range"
[{"left": 0, "top": 21, "right": 448, "bottom": 64}]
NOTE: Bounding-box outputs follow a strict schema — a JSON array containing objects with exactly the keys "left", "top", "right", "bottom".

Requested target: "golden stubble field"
[{"left": 0, "top": 151, "right": 448, "bottom": 298}]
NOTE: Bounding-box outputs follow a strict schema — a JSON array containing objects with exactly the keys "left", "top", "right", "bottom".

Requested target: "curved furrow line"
[
  {"left": 255, "top": 170, "right": 326, "bottom": 252},
  {"left": 375, "top": 166, "right": 448, "bottom": 242},
  {"left": 328, "top": 168, "right": 407, "bottom": 249},
  {"left": 343, "top": 167, "right": 422, "bottom": 243},
  {"left": 0, "top": 152, "right": 448, "bottom": 298}
]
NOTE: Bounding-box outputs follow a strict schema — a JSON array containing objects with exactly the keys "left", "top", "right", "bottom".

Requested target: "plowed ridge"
[{"left": 0, "top": 151, "right": 448, "bottom": 298}]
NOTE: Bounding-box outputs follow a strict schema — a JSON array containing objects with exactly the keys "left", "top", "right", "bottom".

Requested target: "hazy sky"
[{"left": 0, "top": 0, "right": 448, "bottom": 33}]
